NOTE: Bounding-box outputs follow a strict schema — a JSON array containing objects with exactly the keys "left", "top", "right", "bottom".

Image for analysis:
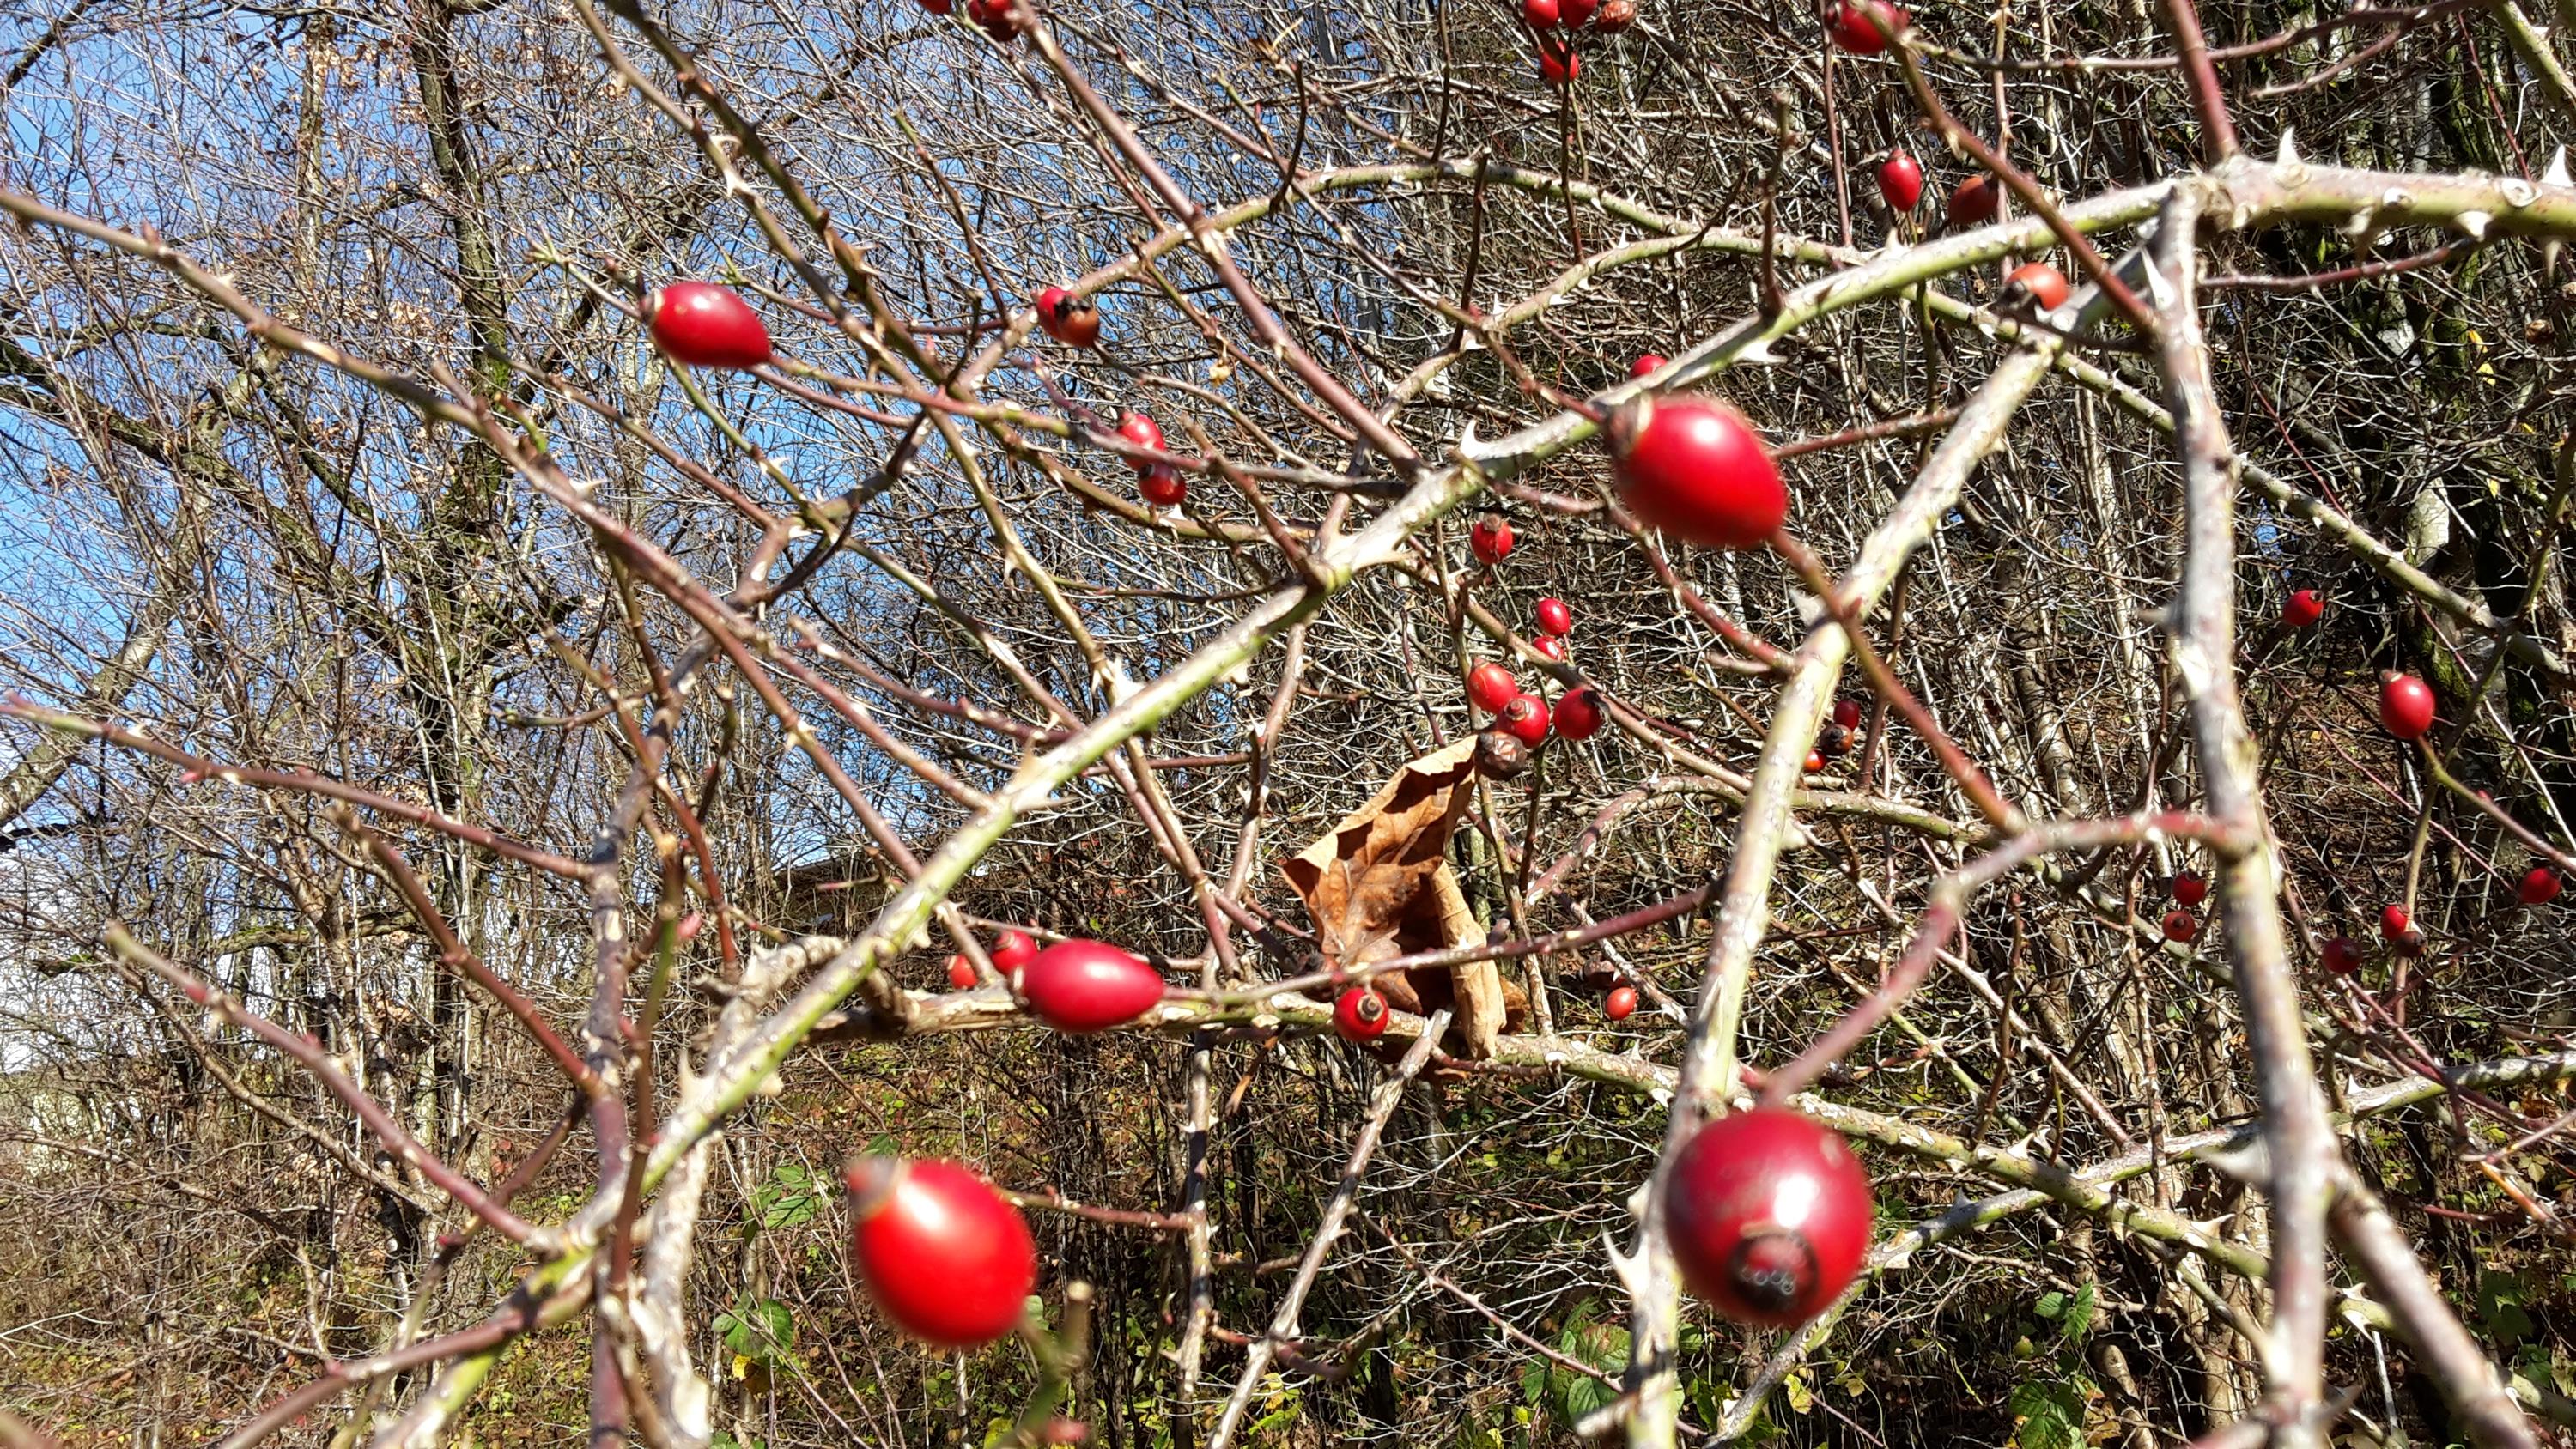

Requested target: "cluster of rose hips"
[{"left": 1519, "top": 0, "right": 1637, "bottom": 88}]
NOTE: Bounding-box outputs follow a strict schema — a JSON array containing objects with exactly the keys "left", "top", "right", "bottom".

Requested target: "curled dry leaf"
[{"left": 1282, "top": 736, "right": 1520, "bottom": 1057}]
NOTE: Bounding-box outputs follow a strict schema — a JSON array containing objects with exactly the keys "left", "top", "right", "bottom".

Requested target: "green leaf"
[
  {"left": 2033, "top": 1291, "right": 2066, "bottom": 1320},
  {"left": 2061, "top": 1283, "right": 2097, "bottom": 1344},
  {"left": 2006, "top": 1377, "right": 2086, "bottom": 1449},
  {"left": 2481, "top": 1270, "right": 2536, "bottom": 1349},
  {"left": 716, "top": 1297, "right": 797, "bottom": 1367},
  {"left": 752, "top": 1161, "right": 823, "bottom": 1230}
]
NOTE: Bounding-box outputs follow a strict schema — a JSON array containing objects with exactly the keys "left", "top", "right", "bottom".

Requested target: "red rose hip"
[
  {"left": 1334, "top": 985, "right": 1390, "bottom": 1042},
  {"left": 1114, "top": 411, "right": 1164, "bottom": 468},
  {"left": 2161, "top": 909, "right": 2198, "bottom": 943},
  {"left": 1538, "top": 44, "right": 1579, "bottom": 85},
  {"left": 2320, "top": 937, "right": 2363, "bottom": 975},
  {"left": 2282, "top": 589, "right": 2324, "bottom": 628},
  {"left": 1605, "top": 985, "right": 1637, "bottom": 1021},
  {"left": 2379, "top": 672, "right": 2435, "bottom": 740},
  {"left": 1500, "top": 693, "right": 1552, "bottom": 746},
  {"left": 1631, "top": 353, "right": 1668, "bottom": 379},
  {"left": 1948, "top": 174, "right": 1999, "bottom": 227},
  {"left": 1832, "top": 698, "right": 1862, "bottom": 729},
  {"left": 1876, "top": 150, "right": 1923, "bottom": 211},
  {"left": 1034, "top": 287, "right": 1100, "bottom": 347},
  {"left": 2522, "top": 866, "right": 2563, "bottom": 907},
  {"left": 1467, "top": 661, "right": 1521, "bottom": 713},
  {"left": 1555, "top": 686, "right": 1606, "bottom": 741},
  {"left": 948, "top": 955, "right": 979, "bottom": 991},
  {"left": 1607, "top": 394, "right": 1788, "bottom": 550},
  {"left": 1535, "top": 597, "right": 1575, "bottom": 636},
  {"left": 1014, "top": 939, "right": 1164, "bottom": 1033},
  {"left": 2379, "top": 904, "right": 2412, "bottom": 941},
  {"left": 649, "top": 282, "right": 774, "bottom": 370},
  {"left": 2004, "top": 262, "right": 2069, "bottom": 311},
  {"left": 1470, "top": 514, "right": 1515, "bottom": 565},
  {"left": 844, "top": 1157, "right": 1036, "bottom": 1348},
  {"left": 1139, "top": 465, "right": 1187, "bottom": 507},
  {"left": 992, "top": 929, "right": 1039, "bottom": 973},
  {"left": 1532, "top": 635, "right": 1566, "bottom": 662},
  {"left": 1824, "top": 0, "right": 1907, "bottom": 52},
  {"left": 2172, "top": 870, "right": 2208, "bottom": 908},
  {"left": 1667, "top": 1108, "right": 1872, "bottom": 1325},
  {"left": 1522, "top": 0, "right": 1560, "bottom": 27}
]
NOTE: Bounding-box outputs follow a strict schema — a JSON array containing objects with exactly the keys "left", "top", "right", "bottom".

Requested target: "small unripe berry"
[
  {"left": 1667, "top": 1109, "right": 1872, "bottom": 1326},
  {"left": 1334, "top": 985, "right": 1390, "bottom": 1042}
]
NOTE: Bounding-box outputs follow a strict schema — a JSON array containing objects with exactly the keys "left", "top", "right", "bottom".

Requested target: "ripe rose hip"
[
  {"left": 1667, "top": 1108, "right": 1872, "bottom": 1326},
  {"left": 1139, "top": 465, "right": 1187, "bottom": 507},
  {"left": 1334, "top": 985, "right": 1390, "bottom": 1042},
  {"left": 1607, "top": 394, "right": 1788, "bottom": 551},
  {"left": 965, "top": 0, "right": 1022, "bottom": 39},
  {"left": 1538, "top": 44, "right": 1580, "bottom": 85},
  {"left": 1522, "top": 0, "right": 1560, "bottom": 27},
  {"left": 2161, "top": 909, "right": 2198, "bottom": 943},
  {"left": 948, "top": 955, "right": 979, "bottom": 991},
  {"left": 2320, "top": 937, "right": 2363, "bottom": 975},
  {"left": 2005, "top": 262, "right": 2070, "bottom": 312},
  {"left": 1824, "top": 0, "right": 1907, "bottom": 52},
  {"left": 844, "top": 1157, "right": 1036, "bottom": 1348},
  {"left": 920, "top": 0, "right": 952, "bottom": 13},
  {"left": 1560, "top": 0, "right": 1601, "bottom": 26},
  {"left": 649, "top": 282, "right": 774, "bottom": 370},
  {"left": 1631, "top": 353, "right": 1668, "bottom": 379},
  {"left": 2379, "top": 903, "right": 2413, "bottom": 941},
  {"left": 1467, "top": 661, "right": 1522, "bottom": 713},
  {"left": 1804, "top": 749, "right": 1826, "bottom": 773},
  {"left": 1532, "top": 635, "right": 1566, "bottom": 662},
  {"left": 1470, "top": 514, "right": 1516, "bottom": 565},
  {"left": 1033, "top": 287, "right": 1099, "bottom": 347},
  {"left": 1832, "top": 698, "right": 1862, "bottom": 729},
  {"left": 1501, "top": 693, "right": 1552, "bottom": 746},
  {"left": 1605, "top": 985, "right": 1638, "bottom": 1021},
  {"left": 1535, "top": 597, "right": 1575, "bottom": 636},
  {"left": 2172, "top": 870, "right": 2208, "bottom": 908},
  {"left": 992, "top": 929, "right": 1039, "bottom": 973},
  {"left": 1114, "top": 411, "right": 1165, "bottom": 468},
  {"left": 1014, "top": 939, "right": 1165, "bottom": 1033},
  {"left": 1592, "top": 0, "right": 1637, "bottom": 30},
  {"left": 2282, "top": 589, "right": 2325, "bottom": 628},
  {"left": 2379, "top": 672, "right": 2435, "bottom": 740},
  {"left": 2523, "top": 866, "right": 2563, "bottom": 907},
  {"left": 1555, "top": 686, "right": 1606, "bottom": 741},
  {"left": 1947, "top": 173, "right": 1999, "bottom": 228},
  {"left": 1876, "top": 149, "right": 1923, "bottom": 212}
]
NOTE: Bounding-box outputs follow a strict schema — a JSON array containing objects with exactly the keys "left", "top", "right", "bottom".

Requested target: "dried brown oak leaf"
[{"left": 1283, "top": 737, "right": 1516, "bottom": 1058}]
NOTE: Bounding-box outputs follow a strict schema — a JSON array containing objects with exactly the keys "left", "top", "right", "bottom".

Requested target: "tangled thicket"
[{"left": 3, "top": 0, "right": 2576, "bottom": 1446}]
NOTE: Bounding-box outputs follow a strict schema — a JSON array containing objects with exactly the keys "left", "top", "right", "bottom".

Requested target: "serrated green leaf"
[{"left": 2034, "top": 1291, "right": 2066, "bottom": 1319}]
